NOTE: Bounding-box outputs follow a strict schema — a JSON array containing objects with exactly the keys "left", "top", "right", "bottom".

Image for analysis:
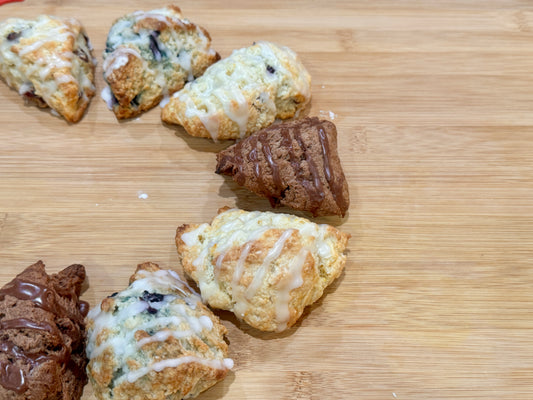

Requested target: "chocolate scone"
[
  {"left": 0, "top": 261, "right": 89, "bottom": 400},
  {"left": 216, "top": 117, "right": 350, "bottom": 217}
]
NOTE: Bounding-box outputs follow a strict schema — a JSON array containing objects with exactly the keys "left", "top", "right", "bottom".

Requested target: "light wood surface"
[{"left": 1, "top": 0, "right": 533, "bottom": 399}]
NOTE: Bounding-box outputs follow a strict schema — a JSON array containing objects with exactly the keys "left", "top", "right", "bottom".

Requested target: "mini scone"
[
  {"left": 102, "top": 5, "right": 219, "bottom": 119},
  {"left": 176, "top": 207, "right": 350, "bottom": 332},
  {"left": 162, "top": 40, "right": 311, "bottom": 140},
  {"left": 0, "top": 15, "right": 96, "bottom": 123},
  {"left": 216, "top": 117, "right": 350, "bottom": 217},
  {"left": 86, "top": 262, "right": 233, "bottom": 400},
  {"left": 0, "top": 261, "right": 89, "bottom": 400}
]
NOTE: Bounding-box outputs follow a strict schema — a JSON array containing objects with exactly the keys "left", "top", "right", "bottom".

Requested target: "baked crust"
[
  {"left": 216, "top": 117, "right": 350, "bottom": 217},
  {"left": 102, "top": 5, "right": 219, "bottom": 119},
  {"left": 0, "top": 15, "right": 96, "bottom": 122},
  {"left": 86, "top": 262, "right": 232, "bottom": 400},
  {"left": 0, "top": 261, "right": 88, "bottom": 399},
  {"left": 162, "top": 41, "right": 311, "bottom": 140},
  {"left": 176, "top": 207, "right": 350, "bottom": 332}
]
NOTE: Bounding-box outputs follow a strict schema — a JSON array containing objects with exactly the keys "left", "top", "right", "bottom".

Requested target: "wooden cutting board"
[{"left": 1, "top": 0, "right": 532, "bottom": 399}]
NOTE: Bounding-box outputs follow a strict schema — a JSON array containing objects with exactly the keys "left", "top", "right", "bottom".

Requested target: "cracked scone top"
[
  {"left": 162, "top": 41, "right": 312, "bottom": 140},
  {"left": 0, "top": 15, "right": 96, "bottom": 123},
  {"left": 176, "top": 208, "right": 350, "bottom": 332},
  {"left": 86, "top": 262, "right": 232, "bottom": 400},
  {"left": 102, "top": 5, "right": 219, "bottom": 119}
]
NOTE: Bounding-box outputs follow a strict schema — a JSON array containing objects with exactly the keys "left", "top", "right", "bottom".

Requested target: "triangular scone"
[
  {"left": 86, "top": 262, "right": 233, "bottom": 400},
  {"left": 0, "top": 15, "right": 96, "bottom": 123},
  {"left": 216, "top": 117, "right": 350, "bottom": 217},
  {"left": 0, "top": 261, "right": 88, "bottom": 399},
  {"left": 101, "top": 5, "right": 219, "bottom": 119},
  {"left": 176, "top": 207, "right": 350, "bottom": 332},
  {"left": 162, "top": 41, "right": 311, "bottom": 140}
]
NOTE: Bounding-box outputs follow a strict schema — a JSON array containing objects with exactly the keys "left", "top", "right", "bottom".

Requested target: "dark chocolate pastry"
[
  {"left": 216, "top": 117, "right": 350, "bottom": 217},
  {"left": 0, "top": 261, "right": 89, "bottom": 399}
]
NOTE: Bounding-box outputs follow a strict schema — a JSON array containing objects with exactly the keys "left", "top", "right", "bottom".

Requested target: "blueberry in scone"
[
  {"left": 161, "top": 41, "right": 312, "bottom": 140},
  {"left": 0, "top": 15, "right": 96, "bottom": 123},
  {"left": 102, "top": 5, "right": 219, "bottom": 119},
  {"left": 86, "top": 262, "right": 233, "bottom": 400}
]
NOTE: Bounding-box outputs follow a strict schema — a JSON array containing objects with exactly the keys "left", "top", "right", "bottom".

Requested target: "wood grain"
[{"left": 1, "top": 0, "right": 533, "bottom": 399}]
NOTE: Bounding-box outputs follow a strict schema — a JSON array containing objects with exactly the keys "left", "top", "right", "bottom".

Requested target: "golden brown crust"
[
  {"left": 175, "top": 208, "right": 350, "bottom": 332},
  {"left": 103, "top": 6, "right": 219, "bottom": 119},
  {"left": 0, "top": 15, "right": 96, "bottom": 123},
  {"left": 161, "top": 41, "right": 311, "bottom": 140}
]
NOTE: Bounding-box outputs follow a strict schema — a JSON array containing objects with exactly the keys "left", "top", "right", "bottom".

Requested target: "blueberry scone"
[
  {"left": 102, "top": 5, "right": 219, "bottom": 119},
  {"left": 0, "top": 15, "right": 96, "bottom": 123},
  {"left": 176, "top": 207, "right": 349, "bottom": 332},
  {"left": 216, "top": 117, "right": 350, "bottom": 217},
  {"left": 162, "top": 41, "right": 311, "bottom": 140},
  {"left": 0, "top": 261, "right": 89, "bottom": 399},
  {"left": 86, "top": 262, "right": 233, "bottom": 400}
]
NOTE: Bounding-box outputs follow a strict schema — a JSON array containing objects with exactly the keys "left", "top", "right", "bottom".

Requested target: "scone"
[
  {"left": 0, "top": 261, "right": 88, "bottom": 399},
  {"left": 0, "top": 15, "right": 96, "bottom": 122},
  {"left": 176, "top": 207, "right": 350, "bottom": 332},
  {"left": 216, "top": 117, "right": 350, "bottom": 217},
  {"left": 162, "top": 41, "right": 311, "bottom": 140},
  {"left": 102, "top": 5, "right": 219, "bottom": 119},
  {"left": 86, "top": 262, "right": 233, "bottom": 400}
]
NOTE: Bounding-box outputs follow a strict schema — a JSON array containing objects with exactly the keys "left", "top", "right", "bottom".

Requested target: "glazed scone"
[
  {"left": 0, "top": 261, "right": 88, "bottom": 400},
  {"left": 216, "top": 117, "right": 350, "bottom": 217},
  {"left": 102, "top": 5, "right": 219, "bottom": 119},
  {"left": 176, "top": 208, "right": 350, "bottom": 332},
  {"left": 86, "top": 262, "right": 233, "bottom": 400},
  {"left": 0, "top": 15, "right": 96, "bottom": 123},
  {"left": 162, "top": 41, "right": 311, "bottom": 140}
]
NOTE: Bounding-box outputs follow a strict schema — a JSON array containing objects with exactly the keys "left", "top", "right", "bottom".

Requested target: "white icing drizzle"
[
  {"left": 177, "top": 49, "right": 194, "bottom": 82},
  {"left": 18, "top": 82, "right": 33, "bottom": 95},
  {"left": 274, "top": 248, "right": 308, "bottom": 332},
  {"left": 103, "top": 47, "right": 142, "bottom": 78},
  {"left": 159, "top": 94, "right": 171, "bottom": 108},
  {"left": 245, "top": 229, "right": 295, "bottom": 300},
  {"left": 136, "top": 329, "right": 194, "bottom": 347},
  {"left": 18, "top": 30, "right": 74, "bottom": 56},
  {"left": 55, "top": 74, "right": 75, "bottom": 84},
  {"left": 101, "top": 86, "right": 114, "bottom": 110},
  {"left": 132, "top": 9, "right": 188, "bottom": 30},
  {"left": 126, "top": 356, "right": 233, "bottom": 383},
  {"left": 213, "top": 87, "right": 249, "bottom": 139},
  {"left": 231, "top": 241, "right": 253, "bottom": 318}
]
